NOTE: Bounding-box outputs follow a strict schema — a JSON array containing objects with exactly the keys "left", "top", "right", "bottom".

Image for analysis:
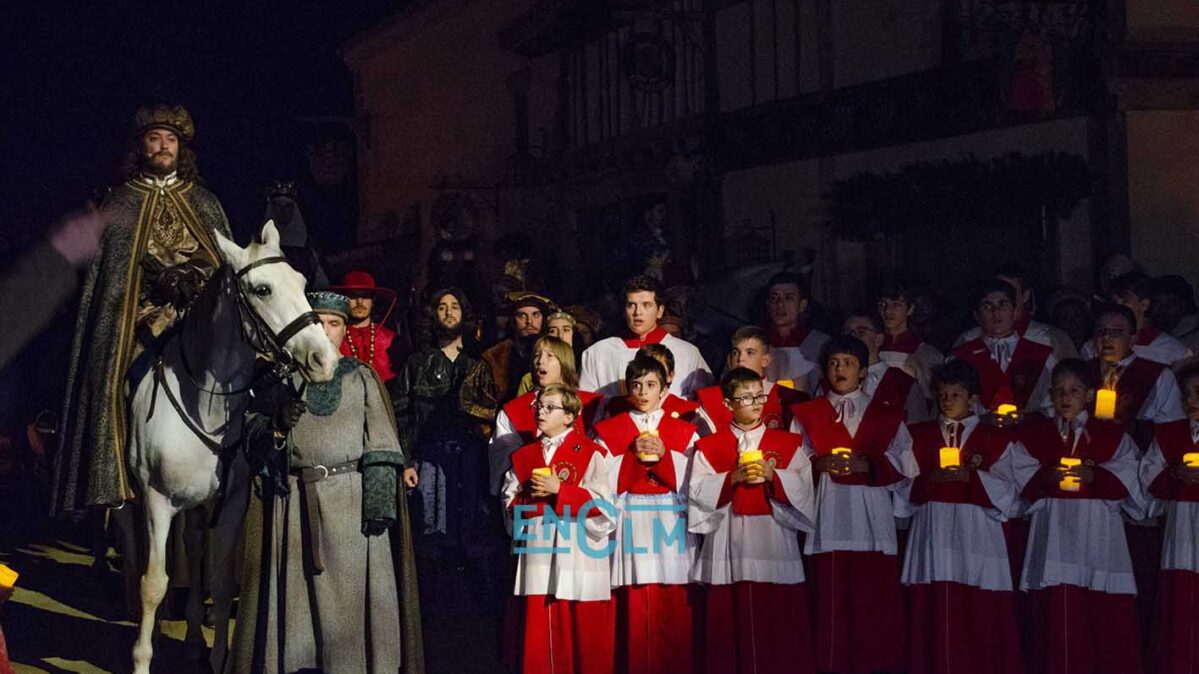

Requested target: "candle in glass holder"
[
  {"left": 1183, "top": 452, "right": 1199, "bottom": 468},
  {"left": 939, "top": 447, "right": 961, "bottom": 469},
  {"left": 0, "top": 564, "right": 17, "bottom": 590},
  {"left": 1059, "top": 457, "right": 1082, "bottom": 492},
  {"left": 739, "top": 449, "right": 765, "bottom": 483},
  {"left": 1094, "top": 389, "right": 1117, "bottom": 420},
  {"left": 996, "top": 404, "right": 1018, "bottom": 417}
]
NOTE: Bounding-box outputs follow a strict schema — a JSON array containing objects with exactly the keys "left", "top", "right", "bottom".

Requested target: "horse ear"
[
  {"left": 213, "top": 229, "right": 246, "bottom": 269},
  {"left": 259, "top": 220, "right": 281, "bottom": 250}
]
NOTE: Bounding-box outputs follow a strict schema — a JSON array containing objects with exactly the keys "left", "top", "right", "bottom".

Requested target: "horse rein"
[{"left": 148, "top": 255, "right": 321, "bottom": 450}]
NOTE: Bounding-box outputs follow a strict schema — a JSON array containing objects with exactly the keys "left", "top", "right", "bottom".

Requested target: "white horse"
[{"left": 127, "top": 221, "right": 339, "bottom": 674}]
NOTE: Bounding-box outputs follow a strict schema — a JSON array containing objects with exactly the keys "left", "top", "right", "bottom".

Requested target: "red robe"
[
  {"left": 694, "top": 429, "right": 815, "bottom": 674},
  {"left": 788, "top": 398, "right": 906, "bottom": 674},
  {"left": 605, "top": 393, "right": 700, "bottom": 426},
  {"left": 506, "top": 431, "right": 614, "bottom": 674},
  {"left": 1018, "top": 414, "right": 1143, "bottom": 674},
  {"left": 1086, "top": 356, "right": 1166, "bottom": 451},
  {"left": 341, "top": 321, "right": 397, "bottom": 381},
  {"left": 905, "top": 421, "right": 1022, "bottom": 674},
  {"left": 596, "top": 413, "right": 697, "bottom": 674},
  {"left": 1145, "top": 420, "right": 1199, "bottom": 674},
  {"left": 952, "top": 336, "right": 1052, "bottom": 411}
]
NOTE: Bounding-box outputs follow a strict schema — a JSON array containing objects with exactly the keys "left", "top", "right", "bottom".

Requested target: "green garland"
[{"left": 827, "top": 152, "right": 1091, "bottom": 241}]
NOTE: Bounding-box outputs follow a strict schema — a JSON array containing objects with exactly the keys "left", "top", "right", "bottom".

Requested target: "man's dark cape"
[{"left": 52, "top": 178, "right": 230, "bottom": 513}]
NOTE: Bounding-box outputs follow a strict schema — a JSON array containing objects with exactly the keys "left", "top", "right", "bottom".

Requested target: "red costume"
[{"left": 330, "top": 270, "right": 400, "bottom": 382}]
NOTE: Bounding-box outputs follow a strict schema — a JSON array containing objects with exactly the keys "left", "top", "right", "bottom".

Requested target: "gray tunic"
[{"left": 230, "top": 360, "right": 403, "bottom": 674}]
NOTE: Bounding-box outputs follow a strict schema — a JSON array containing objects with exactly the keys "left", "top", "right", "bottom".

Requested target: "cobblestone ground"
[{"left": 0, "top": 523, "right": 505, "bottom": 673}]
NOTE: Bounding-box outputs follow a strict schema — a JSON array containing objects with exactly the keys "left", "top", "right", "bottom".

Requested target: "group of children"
[{"left": 494, "top": 277, "right": 1199, "bottom": 674}]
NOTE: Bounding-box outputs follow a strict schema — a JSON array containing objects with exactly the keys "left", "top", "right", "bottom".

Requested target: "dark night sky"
[{"left": 0, "top": 0, "right": 403, "bottom": 256}]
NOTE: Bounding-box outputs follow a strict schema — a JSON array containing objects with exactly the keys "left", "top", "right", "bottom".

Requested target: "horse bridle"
[{"left": 232, "top": 256, "right": 322, "bottom": 372}]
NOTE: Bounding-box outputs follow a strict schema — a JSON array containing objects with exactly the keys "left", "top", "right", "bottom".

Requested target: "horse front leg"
[
  {"left": 183, "top": 506, "right": 209, "bottom": 661},
  {"left": 132, "top": 489, "right": 177, "bottom": 674}
]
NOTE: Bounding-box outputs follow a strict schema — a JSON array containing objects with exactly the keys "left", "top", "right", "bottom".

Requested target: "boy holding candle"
[
  {"left": 897, "top": 359, "right": 1025, "bottom": 674},
  {"left": 788, "top": 335, "right": 919, "bottom": 674},
  {"left": 952, "top": 278, "right": 1056, "bottom": 415},
  {"left": 594, "top": 355, "right": 699, "bottom": 674},
  {"left": 695, "top": 326, "right": 809, "bottom": 434},
  {"left": 1139, "top": 362, "right": 1199, "bottom": 674},
  {"left": 1013, "top": 358, "right": 1148, "bottom": 674},
  {"left": 689, "top": 367, "right": 818, "bottom": 674},
  {"left": 501, "top": 384, "right": 616, "bottom": 674},
  {"left": 1087, "top": 303, "right": 1184, "bottom": 637}
]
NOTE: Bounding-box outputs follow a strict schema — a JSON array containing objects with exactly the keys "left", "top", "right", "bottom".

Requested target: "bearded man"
[
  {"left": 461, "top": 293, "right": 548, "bottom": 420},
  {"left": 54, "top": 103, "right": 232, "bottom": 514}
]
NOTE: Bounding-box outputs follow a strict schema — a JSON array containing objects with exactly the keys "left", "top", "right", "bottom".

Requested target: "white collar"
[
  {"left": 540, "top": 428, "right": 573, "bottom": 460},
  {"left": 730, "top": 421, "right": 766, "bottom": 449},
  {"left": 628, "top": 407, "right": 664, "bottom": 431},
  {"left": 138, "top": 171, "right": 179, "bottom": 190}
]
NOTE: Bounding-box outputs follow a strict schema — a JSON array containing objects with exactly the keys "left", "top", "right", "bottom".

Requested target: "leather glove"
[
  {"left": 146, "top": 262, "right": 205, "bottom": 308},
  {"left": 363, "top": 518, "right": 393, "bottom": 537},
  {"left": 274, "top": 399, "right": 307, "bottom": 432}
]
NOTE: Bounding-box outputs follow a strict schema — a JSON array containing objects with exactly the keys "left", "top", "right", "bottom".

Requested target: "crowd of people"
[
  {"left": 1, "top": 103, "right": 1198, "bottom": 674},
  {"left": 376, "top": 260, "right": 1198, "bottom": 674}
]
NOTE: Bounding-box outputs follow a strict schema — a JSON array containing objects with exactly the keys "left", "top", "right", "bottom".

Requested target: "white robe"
[
  {"left": 879, "top": 340, "right": 944, "bottom": 401},
  {"left": 1008, "top": 416, "right": 1147, "bottom": 595},
  {"left": 764, "top": 329, "right": 826, "bottom": 393},
  {"left": 895, "top": 416, "right": 1021, "bottom": 591},
  {"left": 579, "top": 333, "right": 712, "bottom": 400},
  {"left": 789, "top": 390, "right": 920, "bottom": 555},
  {"left": 1140, "top": 434, "right": 1199, "bottom": 575},
  {"left": 688, "top": 423, "right": 816, "bottom": 585},
  {"left": 502, "top": 432, "right": 616, "bottom": 601},
  {"left": 1081, "top": 330, "right": 1194, "bottom": 366},
  {"left": 956, "top": 319, "right": 1078, "bottom": 361}
]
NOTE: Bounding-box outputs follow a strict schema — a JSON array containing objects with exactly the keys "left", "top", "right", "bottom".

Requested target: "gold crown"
[{"left": 132, "top": 104, "right": 195, "bottom": 142}]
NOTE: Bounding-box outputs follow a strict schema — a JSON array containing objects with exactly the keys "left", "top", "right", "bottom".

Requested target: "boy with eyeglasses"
[
  {"left": 788, "top": 335, "right": 919, "bottom": 674},
  {"left": 689, "top": 366, "right": 817, "bottom": 673},
  {"left": 952, "top": 278, "right": 1056, "bottom": 415},
  {"left": 501, "top": 384, "right": 615, "bottom": 674}
]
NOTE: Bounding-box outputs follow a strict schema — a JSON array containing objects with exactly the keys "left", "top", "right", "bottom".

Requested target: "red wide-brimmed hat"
[{"left": 329, "top": 270, "right": 397, "bottom": 322}]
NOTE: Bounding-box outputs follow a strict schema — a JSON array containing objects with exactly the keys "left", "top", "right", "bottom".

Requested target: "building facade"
[{"left": 342, "top": 0, "right": 1199, "bottom": 312}]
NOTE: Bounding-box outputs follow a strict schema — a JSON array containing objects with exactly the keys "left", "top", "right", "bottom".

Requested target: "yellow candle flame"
[
  {"left": 776, "top": 379, "right": 795, "bottom": 389},
  {"left": 1094, "top": 389, "right": 1117, "bottom": 420},
  {"left": 832, "top": 447, "right": 852, "bottom": 457},
  {"left": 940, "top": 447, "right": 961, "bottom": 468},
  {"left": 996, "top": 404, "right": 1018, "bottom": 416},
  {"left": 1183, "top": 452, "right": 1199, "bottom": 468},
  {"left": 739, "top": 449, "right": 764, "bottom": 464},
  {"left": 532, "top": 467, "right": 552, "bottom": 478}
]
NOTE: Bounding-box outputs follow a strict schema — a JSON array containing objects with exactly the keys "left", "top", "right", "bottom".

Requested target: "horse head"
[{"left": 213, "top": 220, "right": 340, "bottom": 383}]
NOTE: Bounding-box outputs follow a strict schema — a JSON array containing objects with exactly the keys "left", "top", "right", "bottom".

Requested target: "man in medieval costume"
[
  {"left": 230, "top": 291, "right": 423, "bottom": 673},
  {"left": 54, "top": 103, "right": 232, "bottom": 516},
  {"left": 330, "top": 270, "right": 406, "bottom": 383}
]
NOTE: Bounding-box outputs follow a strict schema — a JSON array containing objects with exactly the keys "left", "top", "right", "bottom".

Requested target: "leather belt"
[{"left": 290, "top": 458, "right": 360, "bottom": 573}]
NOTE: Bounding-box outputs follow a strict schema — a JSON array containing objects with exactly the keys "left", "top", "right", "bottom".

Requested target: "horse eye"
[{"left": 253, "top": 285, "right": 272, "bottom": 297}]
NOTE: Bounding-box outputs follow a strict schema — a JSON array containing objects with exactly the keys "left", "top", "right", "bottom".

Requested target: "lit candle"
[
  {"left": 532, "top": 467, "right": 553, "bottom": 479},
  {"left": 1094, "top": 389, "right": 1117, "bottom": 420},
  {"left": 831, "top": 447, "right": 853, "bottom": 476},
  {"left": 996, "top": 403, "right": 1018, "bottom": 417},
  {"left": 776, "top": 379, "right": 795, "bottom": 389},
  {"left": 0, "top": 564, "right": 17, "bottom": 590},
  {"left": 739, "top": 449, "right": 765, "bottom": 483},
  {"left": 940, "top": 447, "right": 961, "bottom": 469},
  {"left": 1183, "top": 452, "right": 1199, "bottom": 468},
  {"left": 1059, "top": 457, "right": 1082, "bottom": 492}
]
